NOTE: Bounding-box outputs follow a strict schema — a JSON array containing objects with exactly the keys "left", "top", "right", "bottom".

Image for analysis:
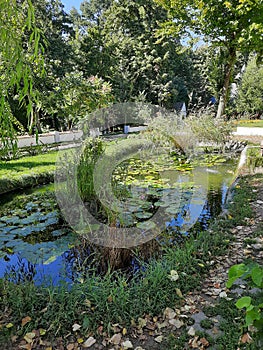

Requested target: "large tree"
[
  {"left": 236, "top": 55, "right": 263, "bottom": 117},
  {"left": 155, "top": 0, "right": 263, "bottom": 117},
  {"left": 73, "top": 0, "right": 193, "bottom": 108}
]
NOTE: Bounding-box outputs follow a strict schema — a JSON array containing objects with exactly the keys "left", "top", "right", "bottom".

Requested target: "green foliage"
[
  {"left": 0, "top": 0, "right": 44, "bottom": 147},
  {"left": 227, "top": 262, "right": 263, "bottom": 337},
  {"left": 236, "top": 56, "right": 263, "bottom": 116},
  {"left": 49, "top": 72, "right": 113, "bottom": 129},
  {"left": 156, "top": 0, "right": 263, "bottom": 117},
  {"left": 186, "top": 114, "right": 233, "bottom": 148},
  {"left": 75, "top": 0, "right": 193, "bottom": 107},
  {"left": 246, "top": 147, "right": 263, "bottom": 170},
  {"left": 77, "top": 138, "right": 105, "bottom": 201}
]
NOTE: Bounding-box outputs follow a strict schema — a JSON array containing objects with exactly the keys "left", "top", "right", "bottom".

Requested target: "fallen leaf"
[
  {"left": 200, "top": 337, "right": 209, "bottom": 347},
  {"left": 122, "top": 327, "right": 127, "bottom": 335},
  {"left": 157, "top": 321, "right": 168, "bottom": 329},
  {"left": 154, "top": 335, "right": 163, "bottom": 343},
  {"left": 19, "top": 344, "right": 32, "bottom": 350},
  {"left": 219, "top": 291, "right": 227, "bottom": 298},
  {"left": 22, "top": 316, "right": 32, "bottom": 327},
  {"left": 188, "top": 326, "right": 195, "bottom": 336},
  {"left": 175, "top": 288, "right": 183, "bottom": 298},
  {"left": 6, "top": 323, "right": 13, "bottom": 328},
  {"left": 24, "top": 332, "right": 36, "bottom": 344},
  {"left": 83, "top": 336, "right": 96, "bottom": 348},
  {"left": 11, "top": 335, "right": 18, "bottom": 343},
  {"left": 240, "top": 333, "right": 253, "bottom": 344},
  {"left": 169, "top": 319, "right": 184, "bottom": 328},
  {"left": 39, "top": 328, "right": 46, "bottom": 336},
  {"left": 168, "top": 270, "right": 179, "bottom": 281},
  {"left": 122, "top": 340, "right": 133, "bottom": 349},
  {"left": 163, "top": 307, "right": 176, "bottom": 320},
  {"left": 72, "top": 323, "right": 81, "bottom": 332},
  {"left": 77, "top": 338, "right": 84, "bottom": 343},
  {"left": 109, "top": 333, "right": 122, "bottom": 345},
  {"left": 189, "top": 336, "right": 199, "bottom": 348},
  {"left": 137, "top": 318, "right": 147, "bottom": 329},
  {"left": 66, "top": 344, "right": 74, "bottom": 350}
]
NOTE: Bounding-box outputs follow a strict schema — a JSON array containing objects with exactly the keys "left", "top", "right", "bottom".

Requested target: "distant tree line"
[{"left": 0, "top": 0, "right": 262, "bottom": 147}]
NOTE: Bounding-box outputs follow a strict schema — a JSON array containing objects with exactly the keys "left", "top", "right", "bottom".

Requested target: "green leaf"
[
  {"left": 251, "top": 266, "right": 263, "bottom": 287},
  {"left": 245, "top": 309, "right": 261, "bottom": 327},
  {"left": 236, "top": 296, "right": 252, "bottom": 309},
  {"left": 226, "top": 263, "right": 247, "bottom": 288}
]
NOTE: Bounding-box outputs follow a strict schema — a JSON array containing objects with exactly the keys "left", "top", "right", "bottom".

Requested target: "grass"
[
  {"left": 0, "top": 151, "right": 58, "bottom": 178},
  {"left": 246, "top": 147, "right": 263, "bottom": 170},
  {"left": 0, "top": 151, "right": 58, "bottom": 194},
  {"left": 234, "top": 119, "right": 263, "bottom": 128},
  {"left": 0, "top": 174, "right": 261, "bottom": 348}
]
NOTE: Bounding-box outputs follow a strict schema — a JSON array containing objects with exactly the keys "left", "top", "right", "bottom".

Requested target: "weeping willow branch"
[{"left": 0, "top": 0, "right": 44, "bottom": 151}]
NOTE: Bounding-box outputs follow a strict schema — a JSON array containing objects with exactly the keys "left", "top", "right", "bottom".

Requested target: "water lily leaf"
[
  {"left": 12, "top": 226, "right": 34, "bottom": 237},
  {"left": 1, "top": 226, "right": 17, "bottom": 234},
  {"left": 165, "top": 206, "right": 180, "bottom": 215},
  {"left": 135, "top": 212, "right": 152, "bottom": 219},
  {"left": 136, "top": 221, "right": 156, "bottom": 230},
  {"left": 52, "top": 229, "right": 67, "bottom": 237}
]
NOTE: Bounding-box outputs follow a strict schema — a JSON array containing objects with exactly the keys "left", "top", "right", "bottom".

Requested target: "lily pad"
[
  {"left": 135, "top": 212, "right": 153, "bottom": 219},
  {"left": 136, "top": 221, "right": 156, "bottom": 230}
]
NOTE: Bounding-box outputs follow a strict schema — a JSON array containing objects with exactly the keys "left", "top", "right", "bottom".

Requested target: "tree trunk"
[{"left": 216, "top": 47, "right": 236, "bottom": 118}]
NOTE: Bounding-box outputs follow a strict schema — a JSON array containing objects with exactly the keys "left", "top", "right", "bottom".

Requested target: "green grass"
[
  {"left": 0, "top": 151, "right": 58, "bottom": 178},
  {"left": 0, "top": 174, "right": 261, "bottom": 348},
  {"left": 235, "top": 119, "right": 263, "bottom": 128},
  {"left": 0, "top": 151, "right": 58, "bottom": 194},
  {"left": 246, "top": 147, "right": 263, "bottom": 170}
]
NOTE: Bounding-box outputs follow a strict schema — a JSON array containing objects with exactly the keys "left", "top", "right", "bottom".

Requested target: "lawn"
[
  {"left": 0, "top": 152, "right": 58, "bottom": 179},
  {"left": 0, "top": 151, "right": 59, "bottom": 194},
  {"left": 235, "top": 119, "right": 263, "bottom": 128}
]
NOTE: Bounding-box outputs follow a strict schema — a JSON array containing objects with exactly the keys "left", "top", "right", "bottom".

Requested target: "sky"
[{"left": 61, "top": 0, "right": 82, "bottom": 13}]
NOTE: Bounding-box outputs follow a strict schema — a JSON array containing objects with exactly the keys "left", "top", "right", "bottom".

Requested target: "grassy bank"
[
  {"left": 0, "top": 152, "right": 58, "bottom": 194},
  {"left": 0, "top": 174, "right": 261, "bottom": 348}
]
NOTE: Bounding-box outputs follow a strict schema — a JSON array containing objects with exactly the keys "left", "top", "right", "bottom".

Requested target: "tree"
[
  {"left": 155, "top": 0, "right": 263, "bottom": 117},
  {"left": 236, "top": 55, "right": 263, "bottom": 117},
  {"left": 0, "top": 0, "right": 44, "bottom": 148},
  {"left": 21, "top": 0, "right": 75, "bottom": 132},
  {"left": 48, "top": 72, "right": 113, "bottom": 130},
  {"left": 73, "top": 0, "right": 194, "bottom": 108}
]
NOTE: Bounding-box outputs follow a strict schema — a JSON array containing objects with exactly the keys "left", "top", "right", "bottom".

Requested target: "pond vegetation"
[{"left": 0, "top": 137, "right": 238, "bottom": 286}]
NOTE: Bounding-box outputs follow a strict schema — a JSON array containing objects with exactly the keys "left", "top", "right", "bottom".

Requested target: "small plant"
[
  {"left": 200, "top": 318, "right": 214, "bottom": 329},
  {"left": 77, "top": 137, "right": 105, "bottom": 201},
  {"left": 226, "top": 262, "right": 263, "bottom": 342}
]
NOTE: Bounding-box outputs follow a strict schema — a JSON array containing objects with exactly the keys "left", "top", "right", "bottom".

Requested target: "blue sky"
[{"left": 61, "top": 0, "right": 82, "bottom": 13}]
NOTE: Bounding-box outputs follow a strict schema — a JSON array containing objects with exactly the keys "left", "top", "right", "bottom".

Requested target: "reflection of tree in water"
[
  {"left": 207, "top": 187, "right": 223, "bottom": 218},
  {"left": 5, "top": 255, "right": 36, "bottom": 283}
]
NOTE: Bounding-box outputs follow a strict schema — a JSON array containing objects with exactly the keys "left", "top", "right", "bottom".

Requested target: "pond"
[{"left": 0, "top": 157, "right": 237, "bottom": 286}]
